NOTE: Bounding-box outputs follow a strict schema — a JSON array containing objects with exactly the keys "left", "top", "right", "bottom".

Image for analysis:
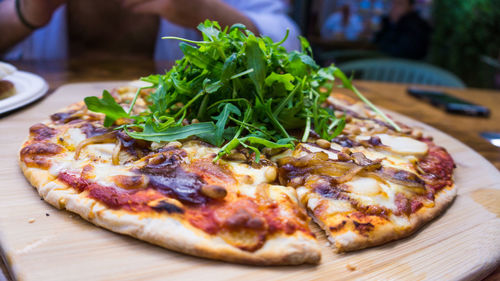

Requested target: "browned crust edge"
[{"left": 19, "top": 158, "right": 321, "bottom": 265}]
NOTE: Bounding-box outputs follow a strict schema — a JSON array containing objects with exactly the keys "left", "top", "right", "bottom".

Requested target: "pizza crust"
[
  {"left": 20, "top": 163, "right": 321, "bottom": 265},
  {"left": 332, "top": 185, "right": 456, "bottom": 252}
]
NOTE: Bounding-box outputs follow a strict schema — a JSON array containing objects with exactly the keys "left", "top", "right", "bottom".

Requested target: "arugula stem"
[
  {"left": 328, "top": 117, "right": 341, "bottom": 132},
  {"left": 273, "top": 83, "right": 300, "bottom": 118},
  {"left": 302, "top": 88, "right": 314, "bottom": 142},
  {"left": 161, "top": 36, "right": 210, "bottom": 44},
  {"left": 228, "top": 116, "right": 275, "bottom": 140},
  {"left": 302, "top": 113, "right": 311, "bottom": 142},
  {"left": 230, "top": 68, "right": 254, "bottom": 79},
  {"left": 207, "top": 98, "right": 250, "bottom": 111},
  {"left": 266, "top": 109, "right": 290, "bottom": 139},
  {"left": 128, "top": 86, "right": 153, "bottom": 115},
  {"left": 217, "top": 46, "right": 227, "bottom": 60},
  {"left": 174, "top": 90, "right": 205, "bottom": 119},
  {"left": 273, "top": 29, "right": 290, "bottom": 46},
  {"left": 197, "top": 94, "right": 209, "bottom": 120},
  {"left": 350, "top": 85, "right": 401, "bottom": 131}
]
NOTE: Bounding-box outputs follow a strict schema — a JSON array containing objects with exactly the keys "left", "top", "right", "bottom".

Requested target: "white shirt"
[{"left": 3, "top": 0, "right": 300, "bottom": 61}]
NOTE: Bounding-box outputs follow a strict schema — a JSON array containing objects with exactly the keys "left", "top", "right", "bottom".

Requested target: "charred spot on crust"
[
  {"left": 329, "top": 220, "right": 347, "bottom": 231},
  {"left": 29, "top": 123, "right": 57, "bottom": 141},
  {"left": 353, "top": 221, "right": 374, "bottom": 234},
  {"left": 20, "top": 142, "right": 64, "bottom": 169},
  {"left": 152, "top": 201, "right": 184, "bottom": 214},
  {"left": 350, "top": 200, "right": 390, "bottom": 218}
]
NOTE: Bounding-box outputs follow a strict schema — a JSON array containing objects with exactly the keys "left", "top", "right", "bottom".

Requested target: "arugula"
[
  {"left": 84, "top": 20, "right": 398, "bottom": 162},
  {"left": 84, "top": 90, "right": 130, "bottom": 127}
]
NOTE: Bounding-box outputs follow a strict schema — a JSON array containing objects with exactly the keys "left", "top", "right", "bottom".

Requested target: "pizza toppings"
[
  {"left": 20, "top": 142, "right": 64, "bottom": 169},
  {"left": 417, "top": 140, "right": 455, "bottom": 192},
  {"left": 376, "top": 167, "right": 426, "bottom": 190},
  {"left": 376, "top": 134, "right": 428, "bottom": 156},
  {"left": 151, "top": 199, "right": 184, "bottom": 214},
  {"left": 74, "top": 132, "right": 117, "bottom": 160},
  {"left": 112, "top": 174, "right": 149, "bottom": 189},
  {"left": 200, "top": 184, "right": 227, "bottom": 199},
  {"left": 29, "top": 123, "right": 57, "bottom": 141}
]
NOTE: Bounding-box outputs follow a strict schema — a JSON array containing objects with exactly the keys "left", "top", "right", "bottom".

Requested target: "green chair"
[{"left": 338, "top": 58, "right": 466, "bottom": 88}]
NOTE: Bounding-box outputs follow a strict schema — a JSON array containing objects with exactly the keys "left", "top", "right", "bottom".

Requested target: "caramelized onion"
[
  {"left": 332, "top": 166, "right": 364, "bottom": 184},
  {"left": 112, "top": 140, "right": 122, "bottom": 165},
  {"left": 279, "top": 152, "right": 363, "bottom": 184},
  {"left": 74, "top": 132, "right": 117, "bottom": 160},
  {"left": 351, "top": 152, "right": 382, "bottom": 171},
  {"left": 370, "top": 167, "right": 426, "bottom": 192}
]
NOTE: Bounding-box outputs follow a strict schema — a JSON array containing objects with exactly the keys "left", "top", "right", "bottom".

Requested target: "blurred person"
[
  {"left": 321, "top": 4, "right": 363, "bottom": 41},
  {"left": 374, "top": 0, "right": 431, "bottom": 60},
  {"left": 0, "top": 0, "right": 300, "bottom": 61}
]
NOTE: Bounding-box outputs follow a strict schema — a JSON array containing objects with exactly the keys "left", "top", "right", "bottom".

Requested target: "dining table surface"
[{"left": 0, "top": 58, "right": 499, "bottom": 281}]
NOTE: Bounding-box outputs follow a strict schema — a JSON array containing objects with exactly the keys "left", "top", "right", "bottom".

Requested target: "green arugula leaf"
[
  {"left": 126, "top": 122, "right": 216, "bottom": 143},
  {"left": 84, "top": 90, "right": 129, "bottom": 127},
  {"left": 242, "top": 136, "right": 294, "bottom": 149},
  {"left": 265, "top": 72, "right": 295, "bottom": 91},
  {"left": 213, "top": 103, "right": 241, "bottom": 146},
  {"left": 245, "top": 35, "right": 267, "bottom": 98}
]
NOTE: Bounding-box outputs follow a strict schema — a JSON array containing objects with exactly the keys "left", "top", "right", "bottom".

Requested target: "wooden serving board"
[{"left": 1, "top": 82, "right": 500, "bottom": 281}]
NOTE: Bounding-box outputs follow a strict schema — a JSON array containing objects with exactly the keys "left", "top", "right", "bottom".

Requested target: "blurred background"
[
  {"left": 1, "top": 0, "right": 499, "bottom": 89},
  {"left": 293, "top": 0, "right": 500, "bottom": 89}
]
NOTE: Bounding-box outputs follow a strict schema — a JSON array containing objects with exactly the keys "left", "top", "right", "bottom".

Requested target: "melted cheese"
[
  {"left": 91, "top": 163, "right": 136, "bottom": 186},
  {"left": 83, "top": 143, "right": 116, "bottom": 161},
  {"left": 324, "top": 199, "right": 353, "bottom": 213},
  {"left": 60, "top": 128, "right": 87, "bottom": 149},
  {"left": 346, "top": 177, "right": 381, "bottom": 196},
  {"left": 377, "top": 134, "right": 428, "bottom": 156}
]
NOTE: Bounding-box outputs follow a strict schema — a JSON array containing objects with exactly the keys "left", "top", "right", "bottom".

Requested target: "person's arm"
[
  {"left": 121, "top": 0, "right": 259, "bottom": 34},
  {"left": 0, "top": 0, "right": 65, "bottom": 53}
]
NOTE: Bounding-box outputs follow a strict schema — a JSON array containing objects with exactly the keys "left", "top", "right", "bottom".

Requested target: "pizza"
[
  {"left": 19, "top": 86, "right": 455, "bottom": 264},
  {"left": 0, "top": 62, "right": 16, "bottom": 100},
  {"left": 18, "top": 21, "right": 455, "bottom": 265}
]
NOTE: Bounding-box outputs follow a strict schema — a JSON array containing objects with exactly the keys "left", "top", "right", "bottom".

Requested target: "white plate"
[{"left": 0, "top": 71, "right": 49, "bottom": 114}]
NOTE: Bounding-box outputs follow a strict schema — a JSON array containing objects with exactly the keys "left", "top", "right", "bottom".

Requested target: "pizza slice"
[{"left": 274, "top": 94, "right": 456, "bottom": 251}]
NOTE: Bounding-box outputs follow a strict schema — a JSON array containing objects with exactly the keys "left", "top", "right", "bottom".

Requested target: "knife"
[{"left": 480, "top": 132, "right": 500, "bottom": 147}]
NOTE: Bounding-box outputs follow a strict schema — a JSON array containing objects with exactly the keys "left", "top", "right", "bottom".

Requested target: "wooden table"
[{"left": 1, "top": 59, "right": 499, "bottom": 280}]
